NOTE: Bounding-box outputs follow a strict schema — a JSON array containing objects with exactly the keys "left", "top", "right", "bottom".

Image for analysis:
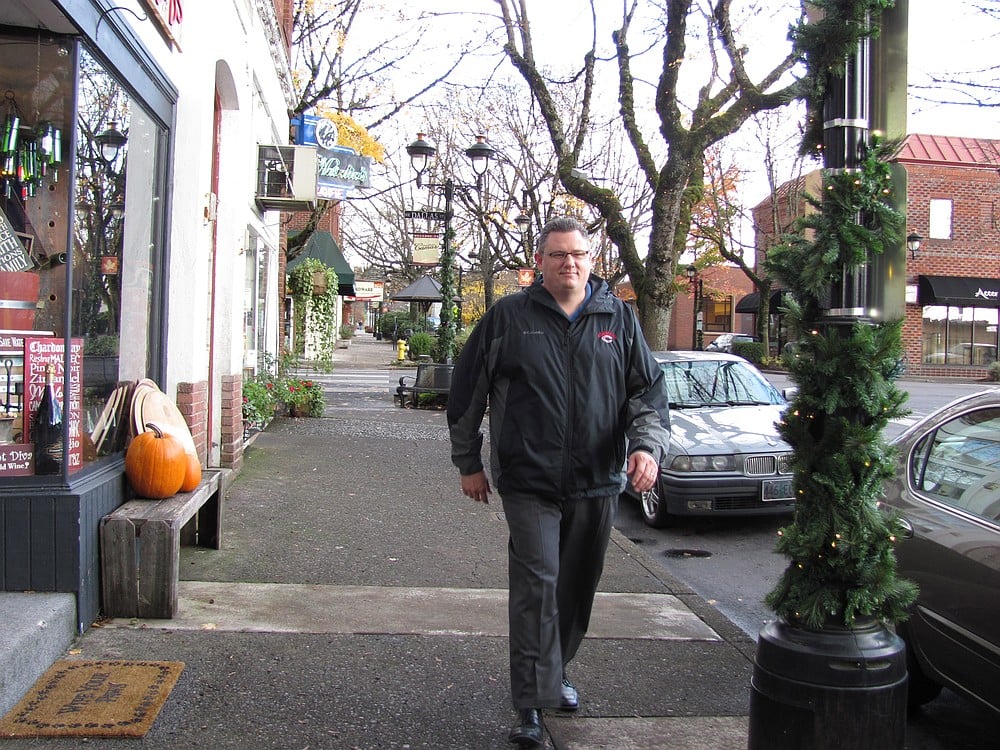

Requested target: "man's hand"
[
  {"left": 627, "top": 450, "right": 659, "bottom": 493},
  {"left": 460, "top": 470, "right": 492, "bottom": 504}
]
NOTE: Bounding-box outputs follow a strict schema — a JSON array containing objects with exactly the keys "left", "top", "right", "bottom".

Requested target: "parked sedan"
[
  {"left": 705, "top": 332, "right": 757, "bottom": 354},
  {"left": 882, "top": 388, "right": 1000, "bottom": 715},
  {"left": 625, "top": 351, "right": 794, "bottom": 527}
]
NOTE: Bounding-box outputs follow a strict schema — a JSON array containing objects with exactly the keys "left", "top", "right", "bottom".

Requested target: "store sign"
[
  {"left": 518, "top": 268, "right": 536, "bottom": 287},
  {"left": 316, "top": 146, "right": 371, "bottom": 198},
  {"left": 352, "top": 280, "right": 384, "bottom": 302},
  {"left": 413, "top": 233, "right": 441, "bottom": 266},
  {"left": 0, "top": 209, "right": 31, "bottom": 272},
  {"left": 24, "top": 336, "right": 83, "bottom": 472},
  {"left": 141, "top": 0, "right": 184, "bottom": 49}
]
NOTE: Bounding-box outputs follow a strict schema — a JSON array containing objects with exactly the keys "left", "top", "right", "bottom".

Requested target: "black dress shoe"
[
  {"left": 509, "top": 708, "right": 544, "bottom": 747},
  {"left": 560, "top": 678, "right": 579, "bottom": 711}
]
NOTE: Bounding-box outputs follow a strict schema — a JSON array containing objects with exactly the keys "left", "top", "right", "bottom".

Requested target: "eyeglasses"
[{"left": 544, "top": 251, "right": 590, "bottom": 261}]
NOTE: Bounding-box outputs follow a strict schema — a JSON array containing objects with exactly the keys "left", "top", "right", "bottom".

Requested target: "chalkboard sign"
[{"left": 0, "top": 208, "right": 31, "bottom": 273}]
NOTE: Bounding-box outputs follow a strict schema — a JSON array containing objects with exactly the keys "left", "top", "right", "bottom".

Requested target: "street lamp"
[
  {"left": 686, "top": 264, "right": 704, "bottom": 350},
  {"left": 95, "top": 121, "right": 127, "bottom": 169},
  {"left": 406, "top": 132, "right": 494, "bottom": 363},
  {"left": 906, "top": 232, "right": 922, "bottom": 260}
]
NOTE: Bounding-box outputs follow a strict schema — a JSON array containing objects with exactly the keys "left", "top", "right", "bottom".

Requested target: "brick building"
[{"left": 751, "top": 134, "right": 1000, "bottom": 377}]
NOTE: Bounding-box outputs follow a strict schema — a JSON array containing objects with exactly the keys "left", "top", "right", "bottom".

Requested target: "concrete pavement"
[{"left": 0, "top": 333, "right": 757, "bottom": 748}]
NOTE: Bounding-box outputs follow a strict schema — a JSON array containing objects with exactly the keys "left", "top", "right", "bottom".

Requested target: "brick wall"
[
  {"left": 219, "top": 374, "right": 244, "bottom": 471},
  {"left": 176, "top": 381, "right": 208, "bottom": 463},
  {"left": 901, "top": 159, "right": 1000, "bottom": 377},
  {"left": 176, "top": 378, "right": 244, "bottom": 471}
]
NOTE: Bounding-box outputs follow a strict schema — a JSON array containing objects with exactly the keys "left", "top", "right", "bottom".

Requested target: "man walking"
[{"left": 447, "top": 217, "right": 671, "bottom": 747}]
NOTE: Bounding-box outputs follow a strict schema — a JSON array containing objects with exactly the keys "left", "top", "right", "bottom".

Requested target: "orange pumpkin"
[
  {"left": 179, "top": 452, "right": 202, "bottom": 492},
  {"left": 125, "top": 423, "right": 186, "bottom": 498}
]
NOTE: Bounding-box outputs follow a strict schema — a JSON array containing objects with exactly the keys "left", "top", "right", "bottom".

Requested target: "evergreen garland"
[
  {"left": 791, "top": 0, "right": 898, "bottom": 159},
  {"left": 763, "top": 137, "right": 917, "bottom": 629}
]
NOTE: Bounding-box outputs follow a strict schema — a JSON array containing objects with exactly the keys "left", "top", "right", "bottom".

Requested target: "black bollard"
[{"left": 748, "top": 617, "right": 907, "bottom": 750}]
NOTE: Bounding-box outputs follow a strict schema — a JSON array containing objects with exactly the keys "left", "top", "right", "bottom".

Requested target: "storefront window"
[
  {"left": 74, "top": 47, "right": 165, "bottom": 462},
  {"left": 704, "top": 296, "right": 733, "bottom": 332},
  {"left": 922, "top": 305, "right": 999, "bottom": 365},
  {"left": 0, "top": 32, "right": 165, "bottom": 477}
]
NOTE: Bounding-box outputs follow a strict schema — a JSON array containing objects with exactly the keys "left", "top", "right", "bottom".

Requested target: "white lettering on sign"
[{"left": 974, "top": 287, "right": 999, "bottom": 301}]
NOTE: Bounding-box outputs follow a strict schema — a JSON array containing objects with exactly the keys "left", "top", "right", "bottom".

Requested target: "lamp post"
[
  {"left": 686, "top": 264, "right": 704, "bottom": 350},
  {"left": 95, "top": 121, "right": 127, "bottom": 173},
  {"left": 906, "top": 232, "right": 922, "bottom": 261},
  {"left": 406, "top": 132, "right": 494, "bottom": 363}
]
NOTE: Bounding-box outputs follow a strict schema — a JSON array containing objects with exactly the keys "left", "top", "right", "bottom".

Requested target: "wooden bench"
[
  {"left": 394, "top": 363, "right": 453, "bottom": 408},
  {"left": 100, "top": 469, "right": 226, "bottom": 619}
]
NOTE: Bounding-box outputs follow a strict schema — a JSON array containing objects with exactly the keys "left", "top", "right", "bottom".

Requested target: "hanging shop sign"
[
  {"left": 412, "top": 233, "right": 442, "bottom": 266},
  {"left": 518, "top": 268, "right": 536, "bottom": 287},
  {"left": 316, "top": 146, "right": 372, "bottom": 198},
  {"left": 101, "top": 256, "right": 120, "bottom": 275},
  {"left": 141, "top": 0, "right": 185, "bottom": 49},
  {"left": 351, "top": 280, "right": 384, "bottom": 302}
]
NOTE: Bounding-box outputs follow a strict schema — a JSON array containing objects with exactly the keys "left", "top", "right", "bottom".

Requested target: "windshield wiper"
[
  {"left": 669, "top": 400, "right": 706, "bottom": 409},
  {"left": 725, "top": 399, "right": 771, "bottom": 406}
]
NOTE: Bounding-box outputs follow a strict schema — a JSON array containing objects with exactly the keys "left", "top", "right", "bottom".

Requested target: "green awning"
[{"left": 287, "top": 231, "right": 356, "bottom": 296}]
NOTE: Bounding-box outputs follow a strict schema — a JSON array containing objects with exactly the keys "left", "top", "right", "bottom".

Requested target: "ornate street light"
[
  {"left": 95, "top": 121, "right": 127, "bottom": 165},
  {"left": 406, "top": 132, "right": 495, "bottom": 362},
  {"left": 906, "top": 232, "right": 922, "bottom": 260},
  {"left": 686, "top": 264, "right": 703, "bottom": 350}
]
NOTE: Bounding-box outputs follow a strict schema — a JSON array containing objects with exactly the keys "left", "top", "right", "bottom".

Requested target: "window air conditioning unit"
[{"left": 256, "top": 145, "right": 318, "bottom": 210}]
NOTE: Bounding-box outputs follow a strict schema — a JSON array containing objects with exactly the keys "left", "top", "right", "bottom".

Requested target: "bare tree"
[
  {"left": 495, "top": 0, "right": 885, "bottom": 349},
  {"left": 909, "top": 0, "right": 1000, "bottom": 110},
  {"left": 287, "top": 0, "right": 497, "bottom": 259}
]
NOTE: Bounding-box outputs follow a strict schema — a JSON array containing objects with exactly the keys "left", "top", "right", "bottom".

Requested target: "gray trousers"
[{"left": 501, "top": 492, "right": 617, "bottom": 709}]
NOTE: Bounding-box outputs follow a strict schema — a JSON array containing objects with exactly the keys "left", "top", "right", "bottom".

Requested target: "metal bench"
[
  {"left": 394, "top": 363, "right": 453, "bottom": 408},
  {"left": 100, "top": 469, "right": 226, "bottom": 619}
]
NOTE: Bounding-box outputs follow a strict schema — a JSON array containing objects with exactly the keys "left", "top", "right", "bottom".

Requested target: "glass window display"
[{"left": 0, "top": 31, "right": 166, "bottom": 476}]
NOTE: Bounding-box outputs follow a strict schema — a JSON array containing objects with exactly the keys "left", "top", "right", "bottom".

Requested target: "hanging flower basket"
[{"left": 312, "top": 270, "right": 328, "bottom": 295}]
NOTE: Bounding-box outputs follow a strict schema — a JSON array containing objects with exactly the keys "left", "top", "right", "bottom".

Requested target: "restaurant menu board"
[
  {"left": 0, "top": 208, "right": 32, "bottom": 272},
  {"left": 24, "top": 336, "right": 83, "bottom": 473}
]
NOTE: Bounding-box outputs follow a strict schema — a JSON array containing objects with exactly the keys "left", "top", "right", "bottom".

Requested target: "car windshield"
[{"left": 661, "top": 360, "right": 782, "bottom": 408}]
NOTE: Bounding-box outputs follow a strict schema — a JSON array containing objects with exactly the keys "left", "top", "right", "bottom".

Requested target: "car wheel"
[
  {"left": 899, "top": 626, "right": 943, "bottom": 709},
  {"left": 639, "top": 479, "right": 673, "bottom": 528}
]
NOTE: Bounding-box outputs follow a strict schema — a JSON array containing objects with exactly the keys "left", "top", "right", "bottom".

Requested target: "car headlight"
[
  {"left": 777, "top": 453, "right": 793, "bottom": 474},
  {"left": 670, "top": 454, "right": 736, "bottom": 472}
]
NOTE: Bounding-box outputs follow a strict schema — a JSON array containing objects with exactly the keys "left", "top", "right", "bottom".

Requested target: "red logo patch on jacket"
[{"left": 597, "top": 330, "right": 617, "bottom": 344}]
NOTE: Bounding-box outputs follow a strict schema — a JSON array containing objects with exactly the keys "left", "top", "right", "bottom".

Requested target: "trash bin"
[{"left": 748, "top": 618, "right": 907, "bottom": 749}]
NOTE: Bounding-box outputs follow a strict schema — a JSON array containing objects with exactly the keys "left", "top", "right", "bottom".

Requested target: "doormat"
[{"left": 0, "top": 659, "right": 184, "bottom": 738}]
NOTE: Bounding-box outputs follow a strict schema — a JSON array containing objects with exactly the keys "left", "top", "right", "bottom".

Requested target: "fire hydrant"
[{"left": 396, "top": 339, "right": 408, "bottom": 361}]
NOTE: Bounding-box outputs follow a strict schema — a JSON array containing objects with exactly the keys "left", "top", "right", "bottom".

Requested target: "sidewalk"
[{"left": 0, "top": 333, "right": 756, "bottom": 749}]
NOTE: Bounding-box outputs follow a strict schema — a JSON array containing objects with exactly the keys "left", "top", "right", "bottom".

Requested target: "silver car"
[
  {"left": 627, "top": 351, "right": 794, "bottom": 527},
  {"left": 883, "top": 388, "right": 1000, "bottom": 714}
]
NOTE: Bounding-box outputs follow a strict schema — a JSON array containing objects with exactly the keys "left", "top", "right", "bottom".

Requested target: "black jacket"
[{"left": 448, "top": 275, "right": 671, "bottom": 498}]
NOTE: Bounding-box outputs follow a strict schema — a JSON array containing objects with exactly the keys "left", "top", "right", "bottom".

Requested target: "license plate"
[{"left": 761, "top": 478, "right": 794, "bottom": 502}]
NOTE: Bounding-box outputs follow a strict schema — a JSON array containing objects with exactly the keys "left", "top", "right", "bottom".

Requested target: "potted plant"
[
  {"left": 242, "top": 378, "right": 276, "bottom": 438},
  {"left": 281, "top": 377, "right": 325, "bottom": 418},
  {"left": 338, "top": 324, "right": 354, "bottom": 348}
]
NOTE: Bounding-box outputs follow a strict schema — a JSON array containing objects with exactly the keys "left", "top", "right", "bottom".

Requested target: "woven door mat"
[{"left": 0, "top": 659, "right": 184, "bottom": 738}]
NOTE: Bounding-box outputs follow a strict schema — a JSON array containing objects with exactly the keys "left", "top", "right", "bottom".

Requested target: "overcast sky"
[{"left": 908, "top": 0, "right": 999, "bottom": 137}]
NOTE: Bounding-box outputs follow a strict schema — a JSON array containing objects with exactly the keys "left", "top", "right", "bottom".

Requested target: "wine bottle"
[{"left": 33, "top": 364, "right": 63, "bottom": 475}]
